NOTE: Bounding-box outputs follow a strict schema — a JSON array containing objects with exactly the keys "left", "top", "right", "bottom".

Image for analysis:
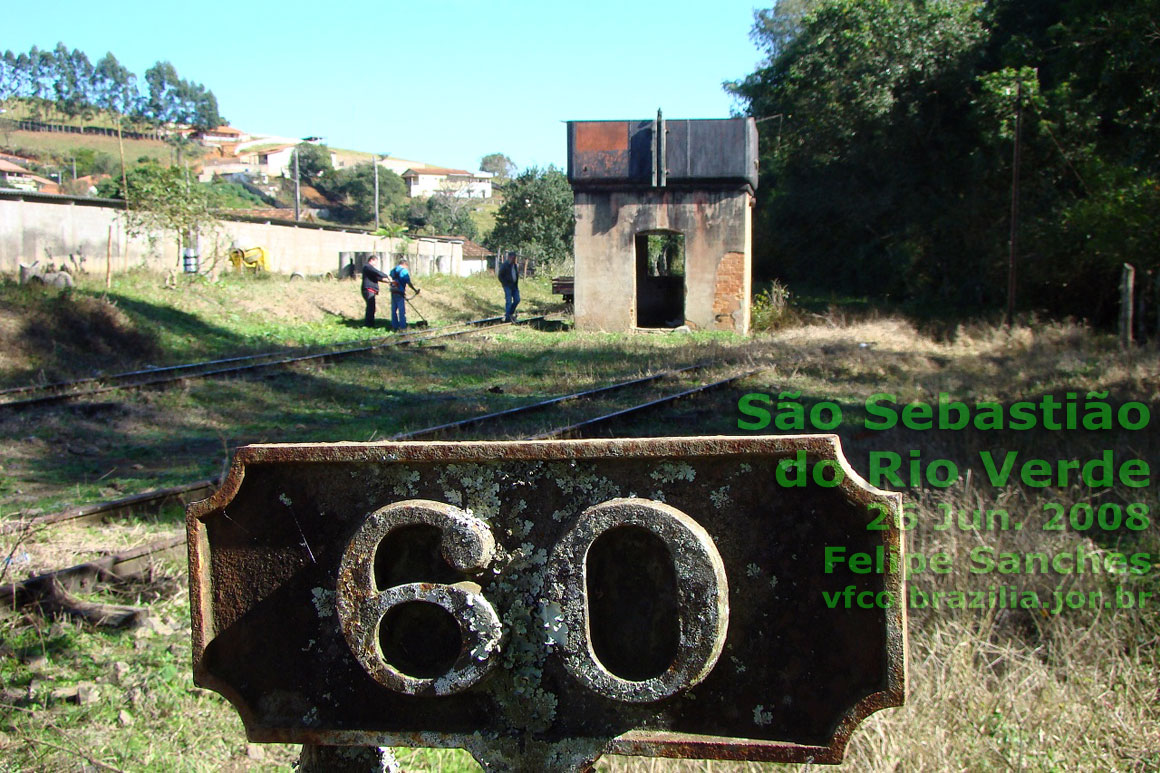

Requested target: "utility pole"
[
  {"left": 373, "top": 154, "right": 380, "bottom": 231},
  {"left": 294, "top": 146, "right": 301, "bottom": 222}
]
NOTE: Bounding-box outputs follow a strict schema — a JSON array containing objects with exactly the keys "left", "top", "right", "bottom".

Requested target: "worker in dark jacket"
[
  {"left": 361, "top": 255, "right": 391, "bottom": 328},
  {"left": 498, "top": 252, "right": 520, "bottom": 322}
]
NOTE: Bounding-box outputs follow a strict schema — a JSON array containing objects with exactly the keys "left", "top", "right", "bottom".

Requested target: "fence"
[{"left": 1, "top": 118, "right": 164, "bottom": 141}]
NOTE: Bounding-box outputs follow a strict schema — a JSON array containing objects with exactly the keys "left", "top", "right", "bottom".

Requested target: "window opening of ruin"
[{"left": 635, "top": 230, "right": 686, "bottom": 328}]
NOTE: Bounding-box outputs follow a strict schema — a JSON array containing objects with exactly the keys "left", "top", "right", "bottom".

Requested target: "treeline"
[
  {"left": 729, "top": 0, "right": 1159, "bottom": 323},
  {"left": 0, "top": 44, "right": 222, "bottom": 130}
]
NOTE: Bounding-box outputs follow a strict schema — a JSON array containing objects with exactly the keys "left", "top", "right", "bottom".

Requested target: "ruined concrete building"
[{"left": 567, "top": 113, "right": 758, "bottom": 334}]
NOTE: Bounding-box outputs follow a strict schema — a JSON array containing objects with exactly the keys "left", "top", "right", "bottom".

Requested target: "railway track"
[
  {"left": 1, "top": 363, "right": 762, "bottom": 614},
  {"left": 0, "top": 315, "right": 545, "bottom": 409},
  {"left": 390, "top": 362, "right": 714, "bottom": 440}
]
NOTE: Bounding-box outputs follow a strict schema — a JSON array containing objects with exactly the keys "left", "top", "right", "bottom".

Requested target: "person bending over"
[{"left": 389, "top": 257, "right": 419, "bottom": 331}]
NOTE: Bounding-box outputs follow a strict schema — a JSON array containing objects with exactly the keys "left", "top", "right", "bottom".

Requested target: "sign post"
[{"left": 188, "top": 436, "right": 905, "bottom": 770}]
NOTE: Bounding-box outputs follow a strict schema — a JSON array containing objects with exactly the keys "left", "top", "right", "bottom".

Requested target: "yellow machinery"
[{"left": 229, "top": 246, "right": 269, "bottom": 272}]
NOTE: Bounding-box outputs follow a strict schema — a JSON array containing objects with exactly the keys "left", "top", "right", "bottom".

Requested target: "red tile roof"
[
  {"left": 402, "top": 167, "right": 473, "bottom": 178},
  {"left": 0, "top": 159, "right": 33, "bottom": 174},
  {"left": 459, "top": 238, "right": 495, "bottom": 258}
]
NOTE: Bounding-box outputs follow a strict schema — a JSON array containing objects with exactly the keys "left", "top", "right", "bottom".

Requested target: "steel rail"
[
  {"left": 0, "top": 534, "right": 187, "bottom": 615},
  {"left": 6, "top": 361, "right": 748, "bottom": 540},
  {"left": 0, "top": 316, "right": 541, "bottom": 409},
  {"left": 527, "top": 368, "right": 762, "bottom": 440},
  {"left": 0, "top": 479, "right": 219, "bottom": 536},
  {"left": 2, "top": 366, "right": 761, "bottom": 599},
  {"left": 390, "top": 362, "right": 710, "bottom": 441},
  {"left": 0, "top": 314, "right": 510, "bottom": 399}
]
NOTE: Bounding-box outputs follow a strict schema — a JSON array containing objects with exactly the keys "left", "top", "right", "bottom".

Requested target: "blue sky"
[{"left": 6, "top": 1, "right": 769, "bottom": 172}]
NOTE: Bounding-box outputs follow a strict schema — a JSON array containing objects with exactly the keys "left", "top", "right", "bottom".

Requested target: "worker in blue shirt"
[{"left": 388, "top": 257, "right": 419, "bottom": 331}]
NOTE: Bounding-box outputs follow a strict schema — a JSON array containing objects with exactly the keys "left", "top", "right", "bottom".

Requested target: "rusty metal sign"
[{"left": 188, "top": 436, "right": 905, "bottom": 770}]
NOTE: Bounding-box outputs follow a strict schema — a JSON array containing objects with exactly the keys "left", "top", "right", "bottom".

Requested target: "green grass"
[
  {"left": 467, "top": 195, "right": 501, "bottom": 238},
  {"left": 0, "top": 270, "right": 566, "bottom": 391},
  {"left": 207, "top": 180, "right": 269, "bottom": 209},
  {"left": 0, "top": 129, "right": 193, "bottom": 169}
]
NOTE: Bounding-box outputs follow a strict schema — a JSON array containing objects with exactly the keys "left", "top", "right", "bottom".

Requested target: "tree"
[
  {"left": 745, "top": 1, "right": 822, "bottom": 62},
  {"left": 50, "top": 43, "right": 94, "bottom": 119},
  {"left": 0, "top": 50, "right": 23, "bottom": 103},
  {"left": 976, "top": 0, "right": 1160, "bottom": 320},
  {"left": 727, "top": 0, "right": 993, "bottom": 304},
  {"left": 143, "top": 60, "right": 222, "bottom": 129},
  {"left": 296, "top": 143, "right": 334, "bottom": 185},
  {"left": 92, "top": 52, "right": 141, "bottom": 201},
  {"left": 99, "top": 162, "right": 220, "bottom": 261},
  {"left": 727, "top": 0, "right": 1160, "bottom": 322},
  {"left": 143, "top": 61, "right": 181, "bottom": 124},
  {"left": 316, "top": 162, "right": 406, "bottom": 225},
  {"left": 92, "top": 53, "right": 140, "bottom": 117},
  {"left": 487, "top": 166, "right": 574, "bottom": 271},
  {"left": 22, "top": 46, "right": 55, "bottom": 118},
  {"left": 405, "top": 192, "right": 479, "bottom": 240},
  {"left": 480, "top": 152, "right": 516, "bottom": 180}
]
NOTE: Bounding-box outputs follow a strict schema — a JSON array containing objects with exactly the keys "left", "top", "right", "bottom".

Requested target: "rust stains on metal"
[
  {"left": 573, "top": 122, "right": 629, "bottom": 153},
  {"left": 188, "top": 435, "right": 905, "bottom": 770}
]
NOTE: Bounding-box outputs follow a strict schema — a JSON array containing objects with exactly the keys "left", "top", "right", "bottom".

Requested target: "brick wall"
[{"left": 713, "top": 251, "right": 746, "bottom": 331}]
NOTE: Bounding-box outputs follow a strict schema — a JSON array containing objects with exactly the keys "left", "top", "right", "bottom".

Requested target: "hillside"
[{"left": 1, "top": 119, "right": 500, "bottom": 236}]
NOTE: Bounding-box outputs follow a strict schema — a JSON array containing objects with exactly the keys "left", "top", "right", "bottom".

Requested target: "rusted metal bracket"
[{"left": 188, "top": 436, "right": 905, "bottom": 771}]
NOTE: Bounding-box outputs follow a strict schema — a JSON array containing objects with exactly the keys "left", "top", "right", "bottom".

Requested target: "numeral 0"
[{"left": 549, "top": 498, "right": 730, "bottom": 703}]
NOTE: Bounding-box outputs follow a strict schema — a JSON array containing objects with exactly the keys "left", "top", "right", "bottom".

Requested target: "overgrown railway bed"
[
  {"left": 0, "top": 315, "right": 548, "bottom": 409},
  {"left": 0, "top": 362, "right": 762, "bottom": 618}
]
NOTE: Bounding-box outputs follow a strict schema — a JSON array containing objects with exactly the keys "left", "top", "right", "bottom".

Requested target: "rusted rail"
[
  {"left": 529, "top": 368, "right": 762, "bottom": 439},
  {"left": 0, "top": 316, "right": 544, "bottom": 409},
  {"left": 390, "top": 362, "right": 711, "bottom": 440},
  {"left": 4, "top": 363, "right": 757, "bottom": 542},
  {"left": 0, "top": 479, "right": 219, "bottom": 536},
  {"left": 2, "top": 364, "right": 760, "bottom": 602}
]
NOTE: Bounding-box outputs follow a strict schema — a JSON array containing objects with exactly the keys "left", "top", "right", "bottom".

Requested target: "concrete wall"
[
  {"left": 212, "top": 219, "right": 406, "bottom": 276},
  {"left": 573, "top": 188, "right": 752, "bottom": 335},
  {"left": 0, "top": 193, "right": 463, "bottom": 278}
]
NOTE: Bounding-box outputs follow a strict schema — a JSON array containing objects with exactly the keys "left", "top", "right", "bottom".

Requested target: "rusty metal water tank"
[{"left": 567, "top": 115, "right": 758, "bottom": 190}]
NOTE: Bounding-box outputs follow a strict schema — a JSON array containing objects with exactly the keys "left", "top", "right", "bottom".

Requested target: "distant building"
[
  {"left": 228, "top": 137, "right": 337, "bottom": 179},
  {"left": 0, "top": 159, "right": 57, "bottom": 193},
  {"left": 197, "top": 157, "right": 258, "bottom": 183},
  {"left": 458, "top": 237, "right": 495, "bottom": 276},
  {"left": 568, "top": 116, "right": 758, "bottom": 335},
  {"left": 402, "top": 167, "right": 493, "bottom": 199},
  {"left": 0, "top": 152, "right": 37, "bottom": 167},
  {"left": 239, "top": 143, "right": 298, "bottom": 178},
  {"left": 195, "top": 125, "right": 250, "bottom": 146}
]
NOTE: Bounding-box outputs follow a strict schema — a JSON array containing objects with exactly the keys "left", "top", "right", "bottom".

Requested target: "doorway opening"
[{"left": 635, "top": 230, "right": 685, "bottom": 328}]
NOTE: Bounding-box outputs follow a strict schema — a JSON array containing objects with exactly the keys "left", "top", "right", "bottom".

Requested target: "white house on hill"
[{"left": 402, "top": 167, "right": 493, "bottom": 199}]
